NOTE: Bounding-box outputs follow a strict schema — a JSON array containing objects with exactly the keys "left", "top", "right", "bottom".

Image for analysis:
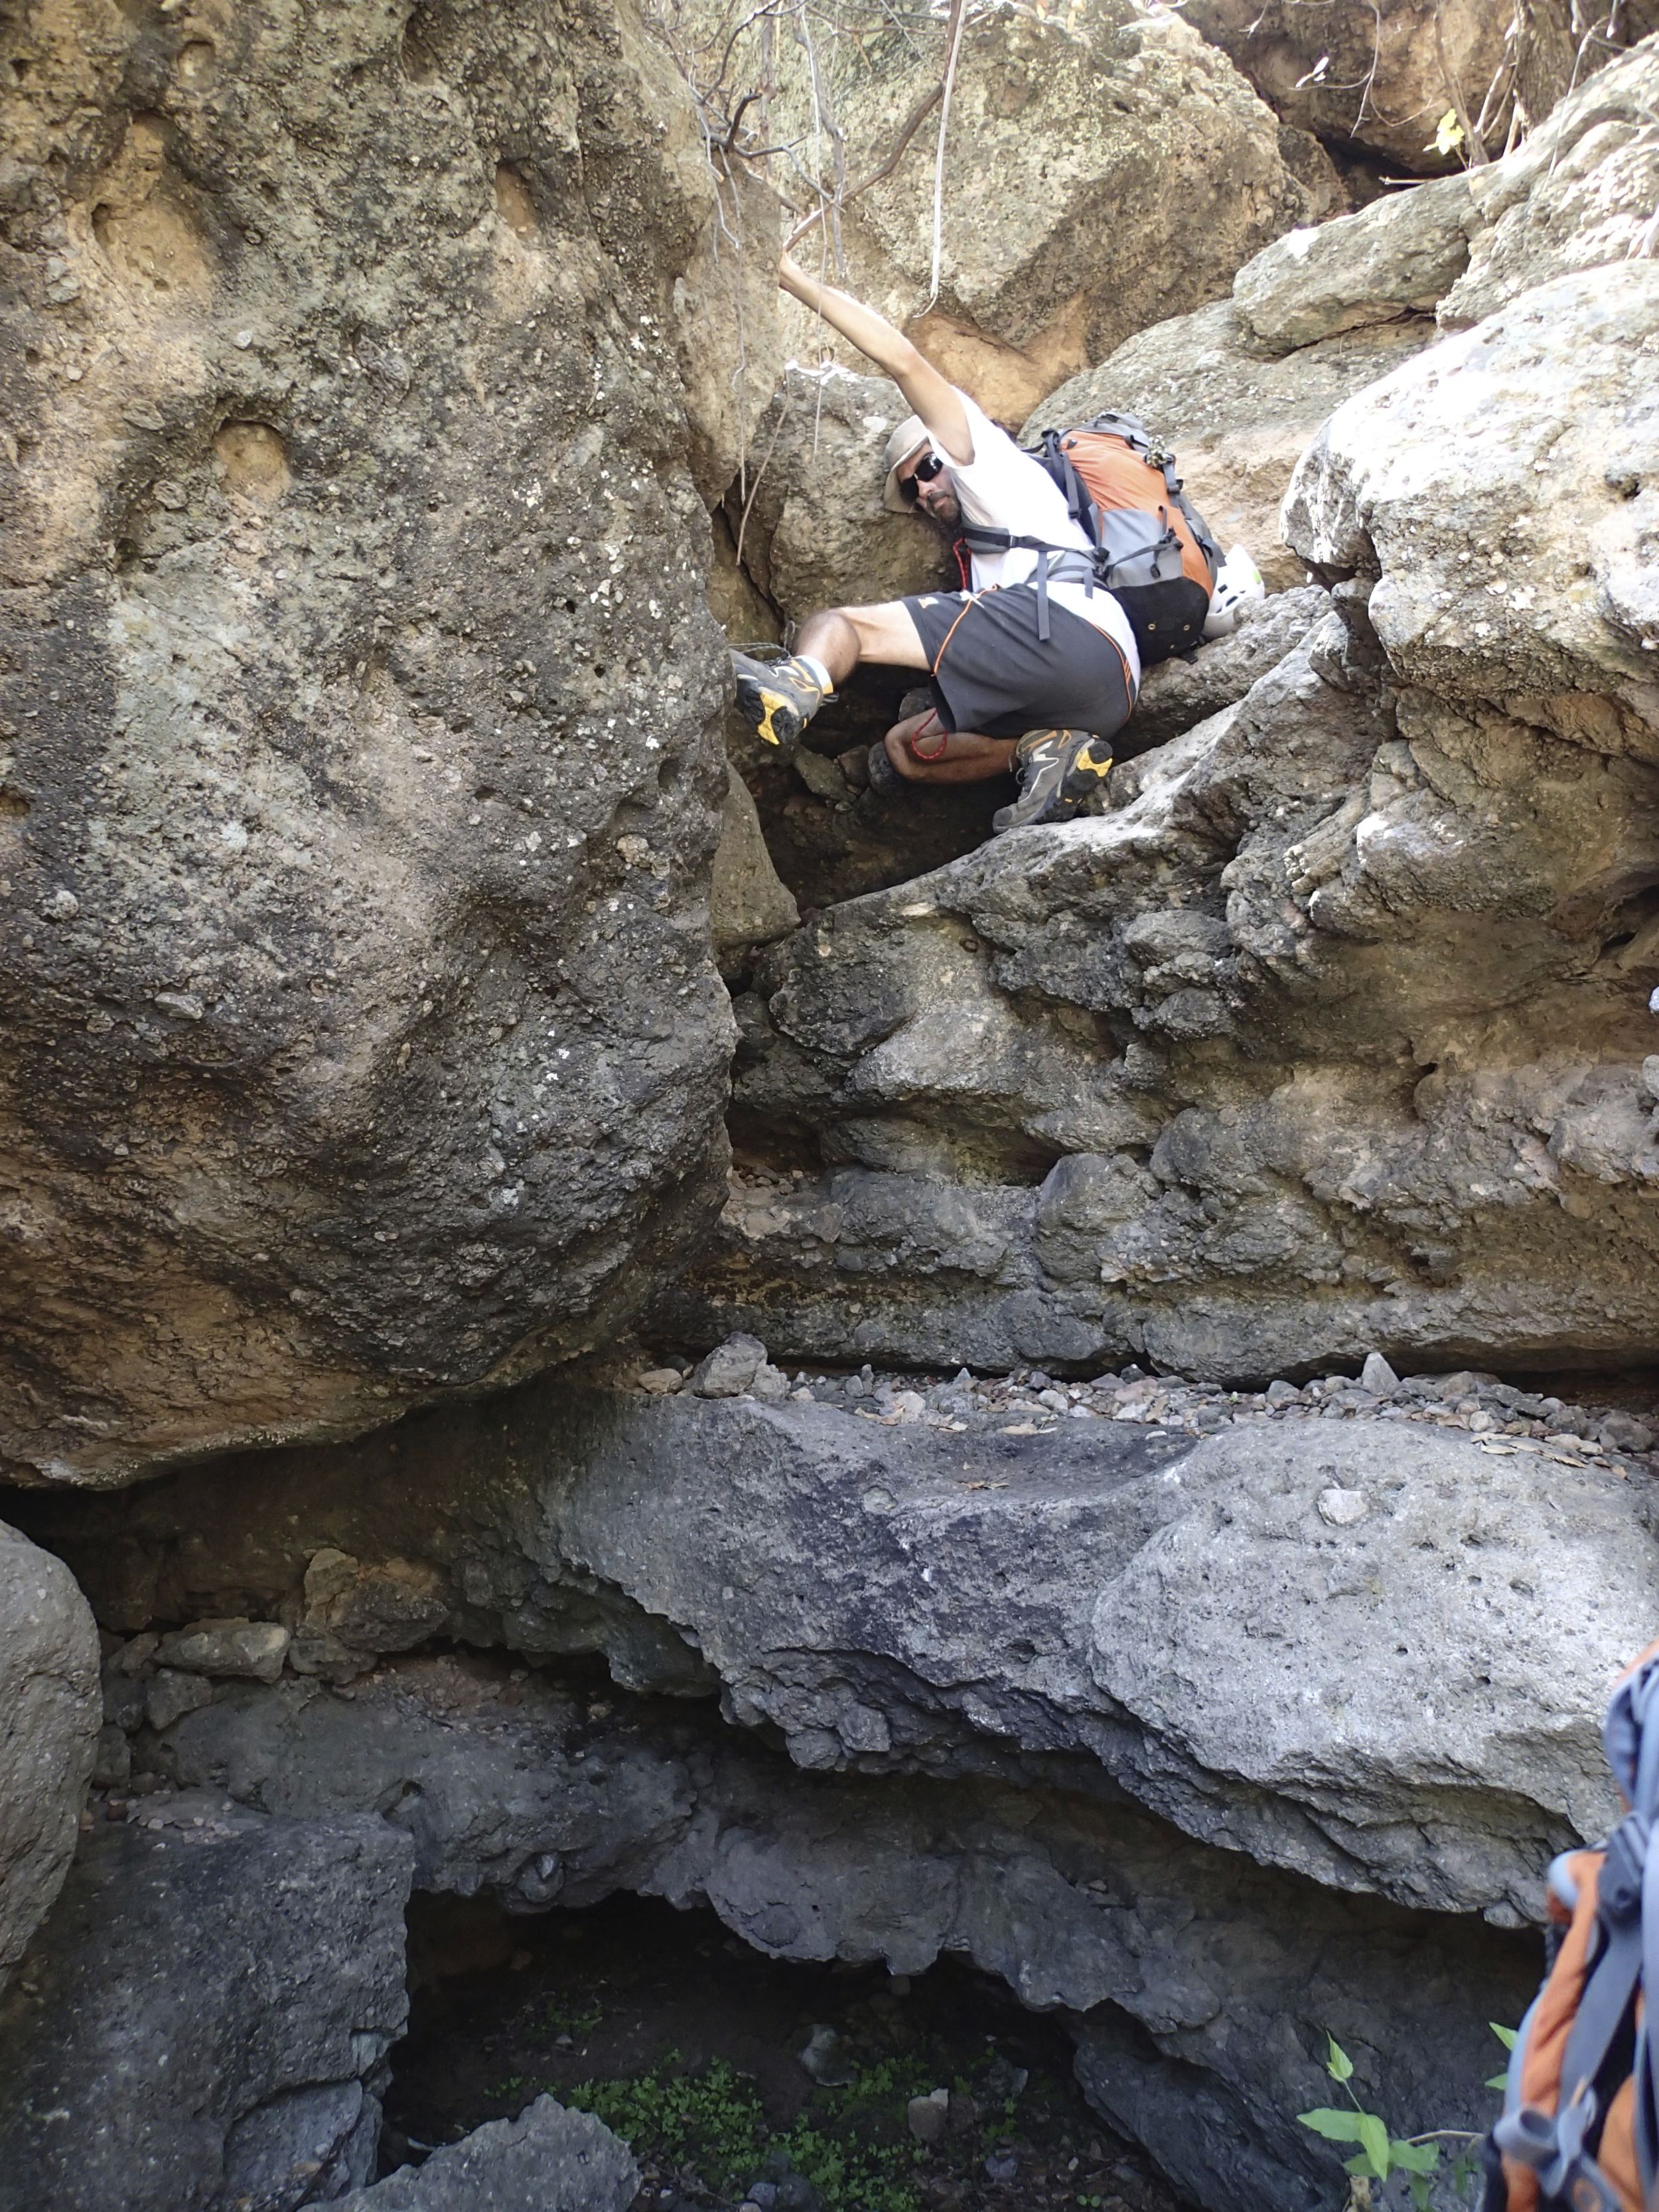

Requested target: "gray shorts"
[{"left": 901, "top": 583, "right": 1135, "bottom": 740}]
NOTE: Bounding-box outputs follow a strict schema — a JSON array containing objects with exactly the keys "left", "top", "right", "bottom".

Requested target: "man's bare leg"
[{"left": 792, "top": 602, "right": 930, "bottom": 685}]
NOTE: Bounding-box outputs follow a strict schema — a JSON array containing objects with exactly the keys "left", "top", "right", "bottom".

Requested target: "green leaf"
[
  {"left": 1486, "top": 2072, "right": 1510, "bottom": 2090},
  {"left": 1356, "top": 2111, "right": 1391, "bottom": 2177},
  {"left": 1491, "top": 2024, "right": 1518, "bottom": 2051},
  {"left": 1344, "top": 2154, "right": 1373, "bottom": 2176},
  {"left": 1299, "top": 2109, "right": 1366, "bottom": 2144},
  {"left": 1325, "top": 2036, "right": 1355, "bottom": 2084},
  {"left": 1411, "top": 2175, "right": 1433, "bottom": 2211},
  {"left": 1390, "top": 2138, "right": 1440, "bottom": 2174}
]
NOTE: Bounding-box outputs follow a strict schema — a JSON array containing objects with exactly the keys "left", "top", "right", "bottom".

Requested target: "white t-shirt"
[{"left": 942, "top": 395, "right": 1141, "bottom": 690}]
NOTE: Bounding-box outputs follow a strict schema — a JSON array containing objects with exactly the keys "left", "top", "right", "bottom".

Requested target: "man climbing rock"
[{"left": 732, "top": 253, "right": 1138, "bottom": 834}]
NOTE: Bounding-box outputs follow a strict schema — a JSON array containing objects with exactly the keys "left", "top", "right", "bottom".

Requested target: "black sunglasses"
[{"left": 899, "top": 451, "right": 947, "bottom": 502}]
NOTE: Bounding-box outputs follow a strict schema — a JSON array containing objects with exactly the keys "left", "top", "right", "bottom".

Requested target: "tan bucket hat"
[{"left": 881, "top": 413, "right": 934, "bottom": 514}]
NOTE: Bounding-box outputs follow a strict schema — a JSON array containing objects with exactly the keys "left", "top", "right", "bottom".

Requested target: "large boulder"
[
  {"left": 15, "top": 1386, "right": 1647, "bottom": 1920},
  {"left": 1284, "top": 263, "right": 1659, "bottom": 725},
  {"left": 0, "top": 1523, "right": 99, "bottom": 1994},
  {"left": 0, "top": 1800, "right": 413, "bottom": 2211},
  {"left": 0, "top": 0, "right": 782, "bottom": 1489},
  {"left": 1232, "top": 173, "right": 1478, "bottom": 354},
  {"left": 672, "top": 581, "right": 1659, "bottom": 1381},
  {"left": 7, "top": 1389, "right": 1560, "bottom": 2212},
  {"left": 778, "top": 3, "right": 1313, "bottom": 423},
  {"left": 153, "top": 1653, "right": 1535, "bottom": 2212}
]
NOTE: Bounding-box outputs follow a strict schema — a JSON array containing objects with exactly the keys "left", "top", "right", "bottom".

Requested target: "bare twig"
[
  {"left": 1434, "top": 1, "right": 1488, "bottom": 163},
  {"left": 926, "top": 0, "right": 969, "bottom": 305},
  {"left": 784, "top": 75, "right": 944, "bottom": 249}
]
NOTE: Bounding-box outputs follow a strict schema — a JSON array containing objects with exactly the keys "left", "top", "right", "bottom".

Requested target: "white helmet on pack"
[{"left": 1202, "top": 544, "right": 1267, "bottom": 639}]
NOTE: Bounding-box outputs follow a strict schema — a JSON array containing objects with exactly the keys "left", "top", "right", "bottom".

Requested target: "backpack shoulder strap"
[{"left": 1023, "top": 427, "right": 1100, "bottom": 546}]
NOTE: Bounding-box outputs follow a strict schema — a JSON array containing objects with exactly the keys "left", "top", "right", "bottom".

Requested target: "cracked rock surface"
[
  {"left": 13, "top": 1383, "right": 1651, "bottom": 1919},
  {"left": 337, "top": 2095, "right": 636, "bottom": 2212},
  {"left": 0, "top": 1798, "right": 412, "bottom": 2212}
]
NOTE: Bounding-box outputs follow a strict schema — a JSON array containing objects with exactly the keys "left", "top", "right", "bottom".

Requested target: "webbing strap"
[
  {"left": 1496, "top": 2093, "right": 1609, "bottom": 2203},
  {"left": 1608, "top": 1654, "right": 1659, "bottom": 1816},
  {"left": 956, "top": 528, "right": 1099, "bottom": 641}
]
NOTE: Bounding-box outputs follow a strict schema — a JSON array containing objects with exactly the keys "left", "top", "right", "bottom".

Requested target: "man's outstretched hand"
[{"left": 772, "top": 254, "right": 971, "bottom": 465}]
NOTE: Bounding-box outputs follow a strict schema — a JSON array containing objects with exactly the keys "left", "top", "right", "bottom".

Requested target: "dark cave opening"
[{"left": 382, "top": 1887, "right": 1194, "bottom": 2212}]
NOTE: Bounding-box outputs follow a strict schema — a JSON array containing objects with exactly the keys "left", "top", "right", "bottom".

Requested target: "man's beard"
[{"left": 923, "top": 491, "right": 962, "bottom": 530}]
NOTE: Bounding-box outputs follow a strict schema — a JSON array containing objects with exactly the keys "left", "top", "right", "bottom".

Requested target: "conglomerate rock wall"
[{"left": 0, "top": 0, "right": 780, "bottom": 1490}]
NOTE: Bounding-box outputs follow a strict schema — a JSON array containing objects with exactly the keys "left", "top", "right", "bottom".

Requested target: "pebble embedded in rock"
[{"left": 1317, "top": 1487, "right": 1368, "bottom": 1526}]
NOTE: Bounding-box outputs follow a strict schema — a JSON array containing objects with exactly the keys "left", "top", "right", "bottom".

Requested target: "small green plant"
[
  {"left": 1299, "top": 2026, "right": 1516, "bottom": 2207},
  {"left": 565, "top": 2057, "right": 769, "bottom": 2190},
  {"left": 541, "top": 1996, "right": 604, "bottom": 2037},
  {"left": 1299, "top": 2037, "right": 1445, "bottom": 2209},
  {"left": 563, "top": 2053, "right": 927, "bottom": 2212},
  {"left": 484, "top": 2073, "right": 525, "bottom": 2103}
]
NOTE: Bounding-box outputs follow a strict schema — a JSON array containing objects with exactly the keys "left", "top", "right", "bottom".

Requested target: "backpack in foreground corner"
[
  {"left": 1033, "top": 411, "right": 1223, "bottom": 666},
  {"left": 1483, "top": 1641, "right": 1659, "bottom": 2212}
]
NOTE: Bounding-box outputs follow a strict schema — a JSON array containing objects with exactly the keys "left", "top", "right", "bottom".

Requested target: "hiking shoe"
[
  {"left": 991, "top": 728, "right": 1114, "bottom": 834},
  {"left": 732, "top": 652, "right": 828, "bottom": 751}
]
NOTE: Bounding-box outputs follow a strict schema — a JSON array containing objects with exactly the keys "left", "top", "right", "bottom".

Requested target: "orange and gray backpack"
[
  {"left": 1486, "top": 1643, "right": 1659, "bottom": 2212},
  {"left": 956, "top": 411, "right": 1222, "bottom": 670}
]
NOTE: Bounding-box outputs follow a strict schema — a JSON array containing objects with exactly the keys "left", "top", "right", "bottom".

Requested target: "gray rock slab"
[
  {"left": 0, "top": 1797, "right": 413, "bottom": 2212},
  {"left": 18, "top": 1388, "right": 1649, "bottom": 1915},
  {"left": 338, "top": 2096, "right": 636, "bottom": 2212},
  {"left": 0, "top": 1521, "right": 99, "bottom": 1992},
  {"left": 1126, "top": 587, "right": 1331, "bottom": 751},
  {"left": 1442, "top": 36, "right": 1659, "bottom": 330}
]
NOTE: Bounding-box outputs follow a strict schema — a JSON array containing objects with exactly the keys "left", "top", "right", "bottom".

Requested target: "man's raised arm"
[{"left": 779, "top": 252, "right": 972, "bottom": 466}]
